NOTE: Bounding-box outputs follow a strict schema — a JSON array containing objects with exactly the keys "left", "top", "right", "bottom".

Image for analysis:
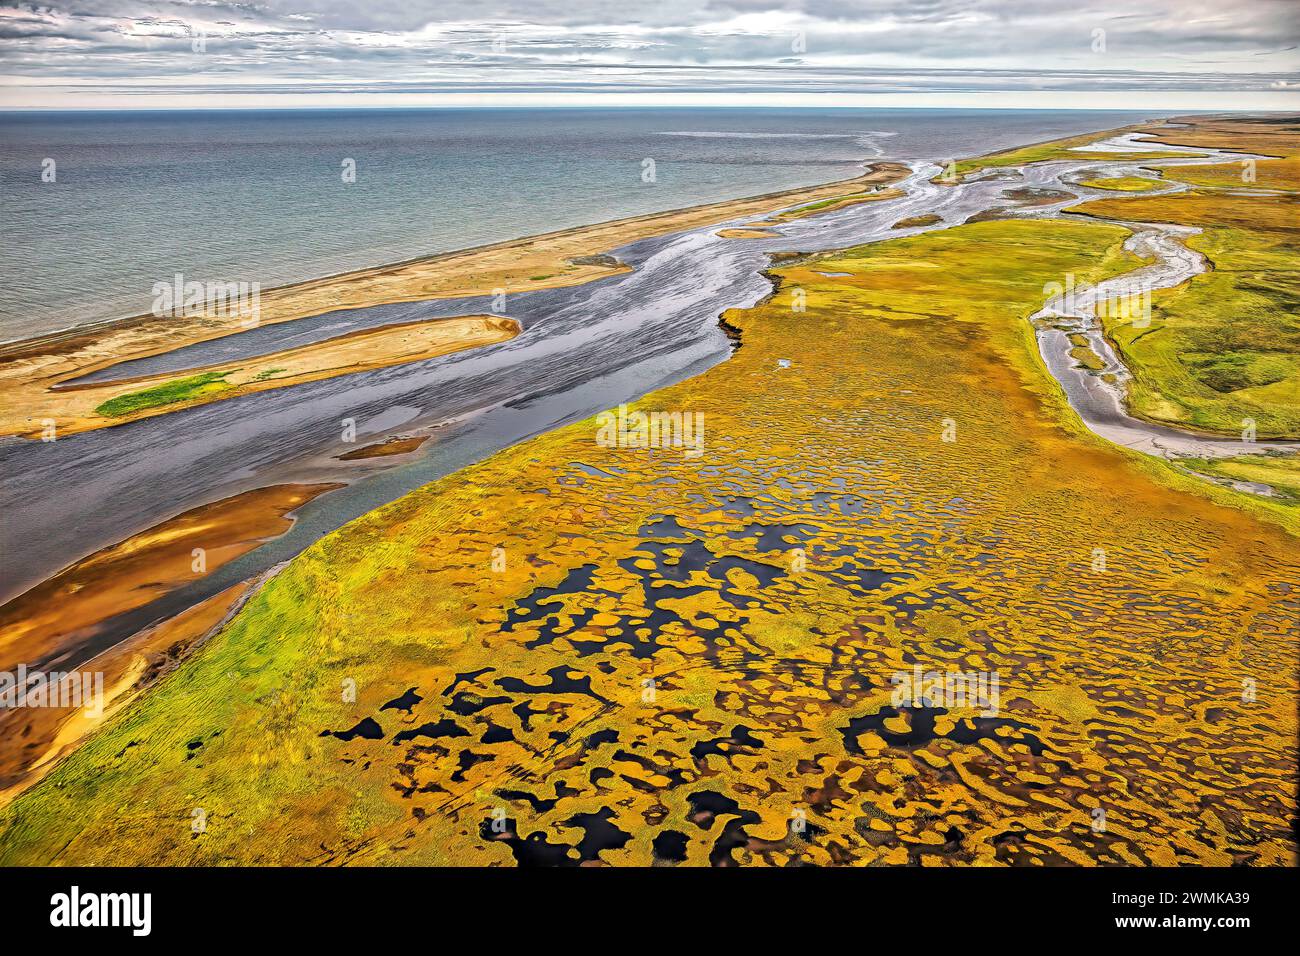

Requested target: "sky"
[{"left": 1, "top": 0, "right": 1298, "bottom": 110}]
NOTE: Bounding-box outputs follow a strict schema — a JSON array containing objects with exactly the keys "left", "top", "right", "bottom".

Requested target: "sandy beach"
[
  {"left": 0, "top": 580, "right": 253, "bottom": 804},
  {"left": 0, "top": 105, "right": 1296, "bottom": 878},
  {"left": 0, "top": 155, "right": 914, "bottom": 795}
]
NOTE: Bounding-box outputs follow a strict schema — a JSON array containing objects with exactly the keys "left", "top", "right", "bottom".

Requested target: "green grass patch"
[
  {"left": 892, "top": 214, "right": 943, "bottom": 229},
  {"left": 1067, "top": 335, "right": 1107, "bottom": 371},
  {"left": 94, "top": 371, "right": 232, "bottom": 417},
  {"left": 1070, "top": 348, "right": 1106, "bottom": 371},
  {"left": 1182, "top": 454, "right": 1300, "bottom": 503},
  {"left": 1079, "top": 176, "right": 1162, "bottom": 192}
]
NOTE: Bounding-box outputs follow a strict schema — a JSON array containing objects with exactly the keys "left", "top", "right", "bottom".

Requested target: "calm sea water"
[{"left": 0, "top": 108, "right": 1169, "bottom": 342}]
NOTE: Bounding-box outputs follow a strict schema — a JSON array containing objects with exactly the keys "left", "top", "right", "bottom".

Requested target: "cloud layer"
[{"left": 2, "top": 0, "right": 1298, "bottom": 108}]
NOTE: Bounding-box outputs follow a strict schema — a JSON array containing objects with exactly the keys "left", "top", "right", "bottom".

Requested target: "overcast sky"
[{"left": 2, "top": 0, "right": 1298, "bottom": 109}]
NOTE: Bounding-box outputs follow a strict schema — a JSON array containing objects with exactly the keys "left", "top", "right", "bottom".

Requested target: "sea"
[{"left": 0, "top": 107, "right": 1172, "bottom": 343}]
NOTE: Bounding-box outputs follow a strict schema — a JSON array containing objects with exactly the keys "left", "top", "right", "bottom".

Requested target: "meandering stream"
[{"left": 1024, "top": 133, "right": 1293, "bottom": 459}]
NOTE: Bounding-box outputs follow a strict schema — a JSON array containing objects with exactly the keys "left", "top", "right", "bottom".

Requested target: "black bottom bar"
[{"left": 0, "top": 865, "right": 1290, "bottom": 943}]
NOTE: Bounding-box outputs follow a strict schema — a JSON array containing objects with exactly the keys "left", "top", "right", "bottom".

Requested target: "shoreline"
[
  {"left": 4, "top": 115, "right": 1289, "bottom": 600},
  {"left": 0, "top": 580, "right": 254, "bottom": 805},
  {"left": 0, "top": 162, "right": 906, "bottom": 354},
  {"left": 0, "top": 482, "right": 343, "bottom": 675},
  {"left": 0, "top": 160, "right": 909, "bottom": 440},
  {"left": 0, "top": 160, "right": 908, "bottom": 361},
  {"left": 7, "top": 186, "right": 1295, "bottom": 864},
  {"left": 6, "top": 117, "right": 1292, "bottom": 648},
  {"left": 0, "top": 159, "right": 904, "bottom": 602},
  {"left": 3, "top": 115, "right": 1284, "bottom": 611},
  {"left": 3, "top": 113, "right": 1297, "bottom": 851}
]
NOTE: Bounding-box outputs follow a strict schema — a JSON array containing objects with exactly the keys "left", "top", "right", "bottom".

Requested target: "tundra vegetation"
[
  {"left": 1069, "top": 116, "right": 1300, "bottom": 496},
  {"left": 1077, "top": 176, "right": 1163, "bottom": 192},
  {"left": 3, "top": 201, "right": 1295, "bottom": 865}
]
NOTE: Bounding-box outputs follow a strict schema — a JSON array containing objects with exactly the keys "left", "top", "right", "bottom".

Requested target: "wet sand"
[
  {"left": 0, "top": 581, "right": 252, "bottom": 805},
  {"left": 336, "top": 436, "right": 431, "bottom": 461},
  {"left": 0, "top": 483, "right": 342, "bottom": 673}
]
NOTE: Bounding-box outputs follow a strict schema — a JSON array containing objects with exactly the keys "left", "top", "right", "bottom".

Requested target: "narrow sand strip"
[{"left": 5, "top": 314, "right": 520, "bottom": 438}]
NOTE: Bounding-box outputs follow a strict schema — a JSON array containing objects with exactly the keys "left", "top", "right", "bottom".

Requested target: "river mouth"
[
  {"left": 2, "top": 120, "right": 1295, "bottom": 674},
  {"left": 4, "top": 117, "right": 1299, "bottom": 869}
]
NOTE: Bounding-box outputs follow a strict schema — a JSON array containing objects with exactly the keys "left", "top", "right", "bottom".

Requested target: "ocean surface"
[{"left": 0, "top": 108, "right": 1172, "bottom": 342}]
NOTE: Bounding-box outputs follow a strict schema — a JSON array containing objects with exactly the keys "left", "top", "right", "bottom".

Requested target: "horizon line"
[{"left": 3, "top": 90, "right": 1298, "bottom": 113}]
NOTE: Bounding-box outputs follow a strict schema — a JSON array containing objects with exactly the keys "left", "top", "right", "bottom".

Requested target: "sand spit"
[
  {"left": 0, "top": 162, "right": 910, "bottom": 440},
  {"left": 4, "top": 316, "right": 520, "bottom": 438}
]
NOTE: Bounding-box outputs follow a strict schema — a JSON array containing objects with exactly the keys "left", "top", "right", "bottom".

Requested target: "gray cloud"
[{"left": 1, "top": 0, "right": 1297, "bottom": 105}]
